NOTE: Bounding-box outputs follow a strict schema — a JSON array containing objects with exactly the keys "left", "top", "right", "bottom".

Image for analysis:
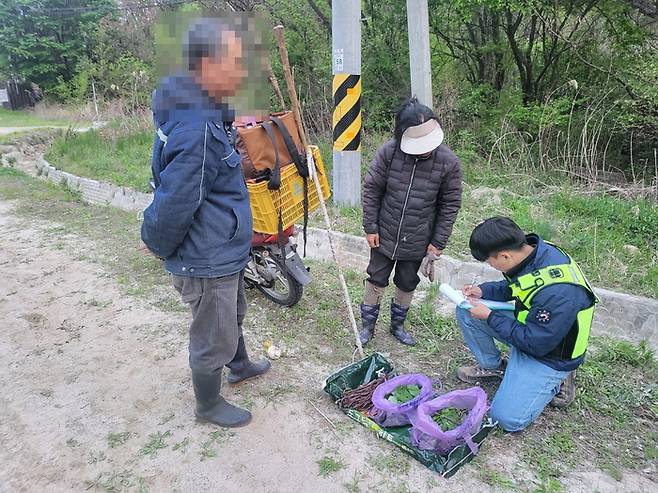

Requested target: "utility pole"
[
  {"left": 406, "top": 0, "right": 433, "bottom": 107},
  {"left": 331, "top": 0, "right": 361, "bottom": 207}
]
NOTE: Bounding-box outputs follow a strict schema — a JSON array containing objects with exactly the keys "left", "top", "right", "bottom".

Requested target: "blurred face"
[{"left": 198, "top": 30, "right": 247, "bottom": 99}]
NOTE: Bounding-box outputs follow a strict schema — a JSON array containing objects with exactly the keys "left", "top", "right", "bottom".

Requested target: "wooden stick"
[
  {"left": 264, "top": 57, "right": 286, "bottom": 110},
  {"left": 273, "top": 24, "right": 365, "bottom": 359},
  {"left": 273, "top": 25, "right": 308, "bottom": 149}
]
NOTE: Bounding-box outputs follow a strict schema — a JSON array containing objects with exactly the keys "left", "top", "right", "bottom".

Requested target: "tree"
[
  {"left": 0, "top": 0, "right": 116, "bottom": 90},
  {"left": 429, "top": 0, "right": 657, "bottom": 105}
]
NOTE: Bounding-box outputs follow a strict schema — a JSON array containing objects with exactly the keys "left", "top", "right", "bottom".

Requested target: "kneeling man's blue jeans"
[{"left": 455, "top": 307, "right": 570, "bottom": 432}]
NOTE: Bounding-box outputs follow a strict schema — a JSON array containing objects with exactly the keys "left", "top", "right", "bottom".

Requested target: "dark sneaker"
[
  {"left": 550, "top": 371, "right": 576, "bottom": 409},
  {"left": 457, "top": 358, "right": 507, "bottom": 384}
]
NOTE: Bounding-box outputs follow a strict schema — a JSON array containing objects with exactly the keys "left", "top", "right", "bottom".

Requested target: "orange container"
[{"left": 248, "top": 145, "right": 331, "bottom": 234}]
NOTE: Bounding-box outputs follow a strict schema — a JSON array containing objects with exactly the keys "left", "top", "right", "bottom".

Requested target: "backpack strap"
[
  {"left": 270, "top": 115, "right": 310, "bottom": 257},
  {"left": 261, "top": 121, "right": 281, "bottom": 190},
  {"left": 270, "top": 115, "right": 309, "bottom": 177}
]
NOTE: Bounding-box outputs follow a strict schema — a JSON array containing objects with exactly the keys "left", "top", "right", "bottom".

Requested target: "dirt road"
[
  {"left": 0, "top": 199, "right": 456, "bottom": 492},
  {"left": 0, "top": 198, "right": 654, "bottom": 493}
]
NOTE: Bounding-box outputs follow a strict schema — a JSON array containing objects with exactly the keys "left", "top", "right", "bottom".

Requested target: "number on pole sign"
[{"left": 333, "top": 49, "right": 344, "bottom": 72}]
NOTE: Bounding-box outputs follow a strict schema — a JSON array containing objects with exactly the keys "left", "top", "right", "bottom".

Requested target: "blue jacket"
[
  {"left": 479, "top": 235, "right": 594, "bottom": 372},
  {"left": 141, "top": 74, "right": 253, "bottom": 278}
]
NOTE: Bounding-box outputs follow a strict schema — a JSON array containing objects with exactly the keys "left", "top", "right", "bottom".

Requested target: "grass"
[
  {"left": 172, "top": 437, "right": 190, "bottom": 453},
  {"left": 198, "top": 439, "right": 218, "bottom": 461},
  {"left": 34, "top": 119, "right": 658, "bottom": 297},
  {"left": 1, "top": 167, "right": 657, "bottom": 490},
  {"left": 0, "top": 167, "right": 177, "bottom": 312},
  {"left": 44, "top": 122, "right": 153, "bottom": 192},
  {"left": 368, "top": 451, "right": 411, "bottom": 476},
  {"left": 138, "top": 431, "right": 171, "bottom": 458},
  {"left": 317, "top": 455, "right": 345, "bottom": 477},
  {"left": 85, "top": 470, "right": 149, "bottom": 493},
  {"left": 199, "top": 429, "right": 235, "bottom": 461},
  {"left": 478, "top": 466, "right": 520, "bottom": 491},
  {"left": 107, "top": 431, "right": 135, "bottom": 449},
  {"left": 0, "top": 108, "right": 81, "bottom": 128}
]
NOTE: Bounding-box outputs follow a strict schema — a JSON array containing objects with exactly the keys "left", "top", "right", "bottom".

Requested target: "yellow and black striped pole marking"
[{"left": 332, "top": 74, "right": 362, "bottom": 151}]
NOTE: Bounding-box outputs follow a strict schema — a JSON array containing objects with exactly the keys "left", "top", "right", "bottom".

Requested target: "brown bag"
[{"left": 235, "top": 111, "right": 304, "bottom": 180}]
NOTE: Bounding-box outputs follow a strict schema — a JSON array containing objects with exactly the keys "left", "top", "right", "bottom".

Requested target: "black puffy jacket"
[{"left": 362, "top": 139, "right": 463, "bottom": 260}]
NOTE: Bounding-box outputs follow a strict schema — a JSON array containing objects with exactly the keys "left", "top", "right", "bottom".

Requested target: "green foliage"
[
  {"left": 432, "top": 407, "right": 466, "bottom": 431},
  {"left": 0, "top": 108, "right": 73, "bottom": 127},
  {"left": 0, "top": 0, "right": 116, "bottom": 91},
  {"left": 387, "top": 385, "right": 420, "bottom": 404},
  {"left": 550, "top": 193, "right": 658, "bottom": 250},
  {"left": 596, "top": 340, "right": 656, "bottom": 369},
  {"left": 508, "top": 97, "right": 575, "bottom": 135},
  {"left": 138, "top": 430, "right": 171, "bottom": 458},
  {"left": 317, "top": 456, "right": 344, "bottom": 477},
  {"left": 576, "top": 337, "right": 658, "bottom": 426},
  {"left": 44, "top": 121, "right": 153, "bottom": 191},
  {"left": 267, "top": 0, "right": 410, "bottom": 133}
]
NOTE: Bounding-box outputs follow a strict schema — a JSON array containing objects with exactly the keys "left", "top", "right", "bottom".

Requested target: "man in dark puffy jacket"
[
  {"left": 141, "top": 18, "right": 270, "bottom": 428},
  {"left": 359, "top": 97, "right": 463, "bottom": 346}
]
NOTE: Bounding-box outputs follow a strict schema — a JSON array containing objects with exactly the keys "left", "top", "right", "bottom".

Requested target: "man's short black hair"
[{"left": 469, "top": 216, "right": 527, "bottom": 261}]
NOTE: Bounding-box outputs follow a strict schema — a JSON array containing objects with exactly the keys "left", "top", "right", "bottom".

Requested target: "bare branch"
[{"left": 307, "top": 0, "right": 331, "bottom": 35}]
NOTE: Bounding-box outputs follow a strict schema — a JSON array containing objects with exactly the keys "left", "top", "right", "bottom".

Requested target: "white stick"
[
  {"left": 275, "top": 25, "right": 365, "bottom": 359},
  {"left": 308, "top": 399, "right": 343, "bottom": 443},
  {"left": 307, "top": 147, "right": 365, "bottom": 359}
]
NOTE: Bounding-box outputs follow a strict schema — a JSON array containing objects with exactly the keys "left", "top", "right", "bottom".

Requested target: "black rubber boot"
[
  {"left": 359, "top": 303, "right": 380, "bottom": 345},
  {"left": 192, "top": 371, "right": 252, "bottom": 427},
  {"left": 390, "top": 301, "right": 416, "bottom": 346},
  {"left": 226, "top": 336, "right": 272, "bottom": 385}
]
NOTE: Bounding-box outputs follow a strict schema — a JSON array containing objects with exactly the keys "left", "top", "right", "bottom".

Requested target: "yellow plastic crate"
[{"left": 248, "top": 145, "right": 331, "bottom": 234}]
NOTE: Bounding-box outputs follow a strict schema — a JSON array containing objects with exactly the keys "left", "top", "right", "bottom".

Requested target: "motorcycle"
[
  {"left": 148, "top": 181, "right": 311, "bottom": 307},
  {"left": 244, "top": 226, "right": 311, "bottom": 307}
]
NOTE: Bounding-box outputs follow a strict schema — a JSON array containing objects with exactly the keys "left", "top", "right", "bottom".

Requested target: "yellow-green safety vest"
[{"left": 505, "top": 244, "right": 599, "bottom": 359}]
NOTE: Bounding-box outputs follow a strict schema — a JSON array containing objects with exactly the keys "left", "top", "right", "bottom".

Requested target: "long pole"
[
  {"left": 265, "top": 58, "right": 286, "bottom": 110},
  {"left": 273, "top": 25, "right": 365, "bottom": 359},
  {"left": 331, "top": 0, "right": 362, "bottom": 207},
  {"left": 406, "top": 0, "right": 433, "bottom": 107}
]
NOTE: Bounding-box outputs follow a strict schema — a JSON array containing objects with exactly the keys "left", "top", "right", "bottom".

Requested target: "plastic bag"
[
  {"left": 410, "top": 387, "right": 489, "bottom": 455},
  {"left": 370, "top": 374, "right": 434, "bottom": 427}
]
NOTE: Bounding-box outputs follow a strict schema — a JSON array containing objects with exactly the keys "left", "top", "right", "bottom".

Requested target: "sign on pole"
[{"left": 331, "top": 0, "right": 362, "bottom": 207}]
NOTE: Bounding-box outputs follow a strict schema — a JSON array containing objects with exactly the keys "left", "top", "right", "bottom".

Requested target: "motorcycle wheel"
[{"left": 253, "top": 252, "right": 303, "bottom": 307}]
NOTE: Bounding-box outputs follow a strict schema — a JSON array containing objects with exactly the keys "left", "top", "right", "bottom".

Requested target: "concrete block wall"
[{"left": 301, "top": 227, "right": 658, "bottom": 351}]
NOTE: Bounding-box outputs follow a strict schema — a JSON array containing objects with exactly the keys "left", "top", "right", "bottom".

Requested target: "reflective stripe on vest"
[{"left": 507, "top": 243, "right": 598, "bottom": 359}]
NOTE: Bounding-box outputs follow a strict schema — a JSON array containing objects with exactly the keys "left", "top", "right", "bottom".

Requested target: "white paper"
[{"left": 439, "top": 283, "right": 515, "bottom": 311}]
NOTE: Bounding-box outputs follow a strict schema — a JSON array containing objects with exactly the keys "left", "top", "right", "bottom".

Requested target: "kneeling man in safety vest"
[{"left": 456, "top": 216, "right": 597, "bottom": 432}]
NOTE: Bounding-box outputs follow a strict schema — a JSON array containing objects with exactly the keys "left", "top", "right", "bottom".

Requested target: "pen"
[{"left": 469, "top": 274, "right": 479, "bottom": 288}]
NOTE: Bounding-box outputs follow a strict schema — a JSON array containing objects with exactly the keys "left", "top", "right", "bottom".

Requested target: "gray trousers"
[{"left": 172, "top": 271, "right": 247, "bottom": 375}]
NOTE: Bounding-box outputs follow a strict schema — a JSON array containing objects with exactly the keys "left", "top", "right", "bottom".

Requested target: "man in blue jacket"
[
  {"left": 456, "top": 217, "right": 597, "bottom": 431},
  {"left": 141, "top": 18, "right": 270, "bottom": 428}
]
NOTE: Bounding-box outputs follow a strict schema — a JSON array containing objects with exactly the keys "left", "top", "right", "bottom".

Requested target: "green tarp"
[{"left": 323, "top": 353, "right": 497, "bottom": 478}]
